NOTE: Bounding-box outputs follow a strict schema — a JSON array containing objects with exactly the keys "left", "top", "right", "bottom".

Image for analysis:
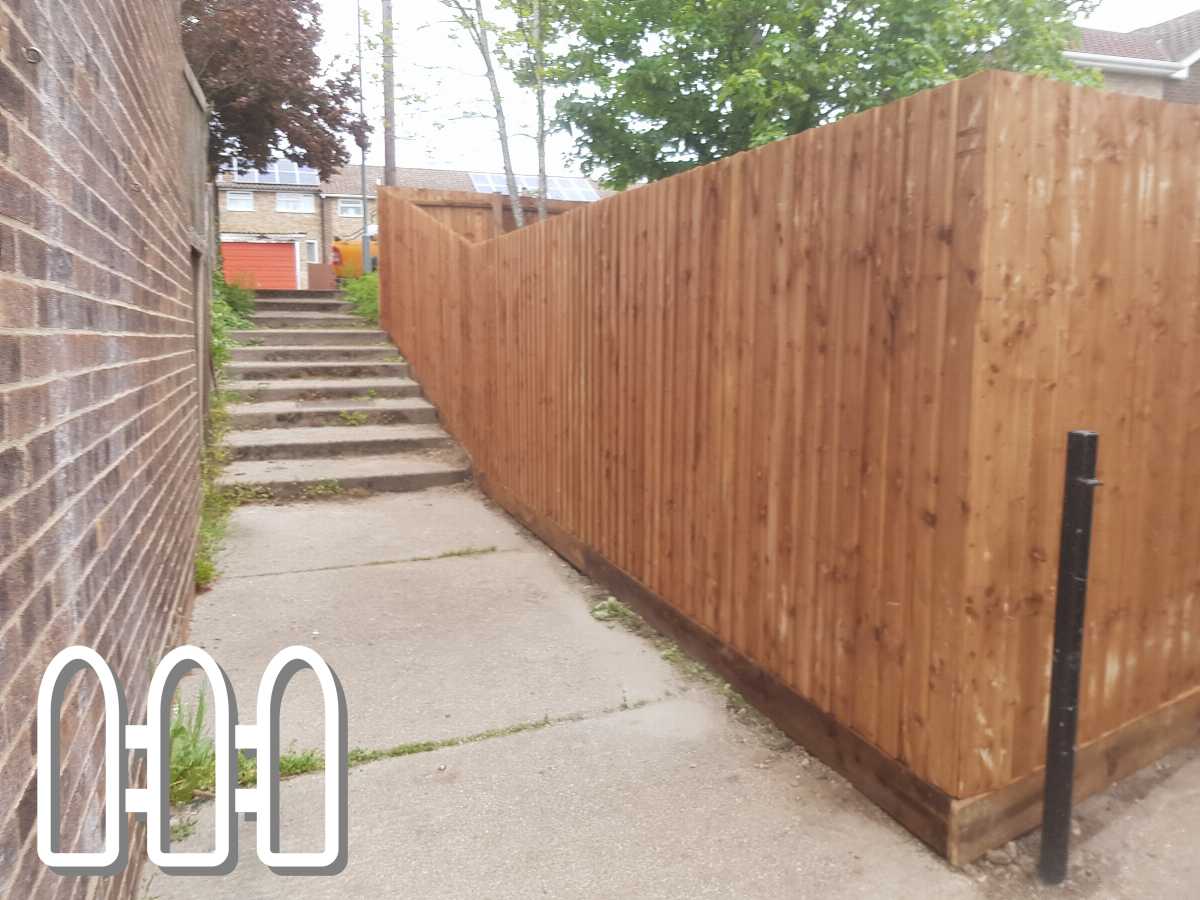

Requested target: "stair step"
[
  {"left": 255, "top": 289, "right": 341, "bottom": 300},
  {"left": 232, "top": 329, "right": 389, "bottom": 347},
  {"left": 225, "top": 424, "right": 454, "bottom": 460},
  {"left": 225, "top": 360, "right": 411, "bottom": 380},
  {"left": 224, "top": 377, "right": 420, "bottom": 402},
  {"left": 254, "top": 298, "right": 352, "bottom": 313},
  {"left": 227, "top": 398, "right": 438, "bottom": 430},
  {"left": 217, "top": 453, "right": 469, "bottom": 499},
  {"left": 251, "top": 312, "right": 364, "bottom": 328},
  {"left": 230, "top": 345, "right": 401, "bottom": 363}
]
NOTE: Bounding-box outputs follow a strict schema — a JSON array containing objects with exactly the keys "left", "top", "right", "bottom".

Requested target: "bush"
[
  {"left": 343, "top": 272, "right": 379, "bottom": 324},
  {"left": 209, "top": 272, "right": 252, "bottom": 372}
]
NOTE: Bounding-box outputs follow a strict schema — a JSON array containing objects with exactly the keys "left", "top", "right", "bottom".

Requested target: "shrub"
[{"left": 343, "top": 272, "right": 379, "bottom": 324}]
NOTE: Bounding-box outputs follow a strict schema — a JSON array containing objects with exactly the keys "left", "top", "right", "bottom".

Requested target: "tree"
[
  {"left": 498, "top": 0, "right": 560, "bottom": 221},
  {"left": 553, "top": 0, "right": 1100, "bottom": 188},
  {"left": 181, "top": 0, "right": 369, "bottom": 178},
  {"left": 442, "top": 0, "right": 526, "bottom": 228}
]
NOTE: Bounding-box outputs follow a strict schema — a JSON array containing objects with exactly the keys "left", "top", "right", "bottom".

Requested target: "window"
[
  {"left": 226, "top": 191, "right": 254, "bottom": 212},
  {"left": 225, "top": 159, "right": 320, "bottom": 186},
  {"left": 276, "top": 193, "right": 315, "bottom": 214},
  {"left": 306, "top": 240, "right": 320, "bottom": 264},
  {"left": 468, "top": 172, "right": 600, "bottom": 202},
  {"left": 338, "top": 198, "right": 364, "bottom": 218}
]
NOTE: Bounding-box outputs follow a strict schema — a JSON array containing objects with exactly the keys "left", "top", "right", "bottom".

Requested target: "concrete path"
[
  {"left": 142, "top": 293, "right": 1200, "bottom": 898},
  {"left": 142, "top": 484, "right": 1200, "bottom": 899}
]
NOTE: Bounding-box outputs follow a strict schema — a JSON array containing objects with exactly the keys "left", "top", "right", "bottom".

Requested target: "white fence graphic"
[{"left": 37, "top": 645, "right": 346, "bottom": 875}]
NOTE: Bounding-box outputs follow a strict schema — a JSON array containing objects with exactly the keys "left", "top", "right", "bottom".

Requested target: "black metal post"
[{"left": 1039, "top": 430, "right": 1101, "bottom": 885}]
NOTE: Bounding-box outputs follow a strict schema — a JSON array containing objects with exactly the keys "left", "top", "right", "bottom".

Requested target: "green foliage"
[
  {"left": 168, "top": 692, "right": 322, "bottom": 803},
  {"left": 208, "top": 272, "right": 252, "bottom": 374},
  {"left": 195, "top": 392, "right": 234, "bottom": 591},
  {"left": 551, "top": 0, "right": 1101, "bottom": 187},
  {"left": 169, "top": 693, "right": 221, "bottom": 805},
  {"left": 196, "top": 270, "right": 252, "bottom": 590},
  {"left": 343, "top": 272, "right": 380, "bottom": 324}
]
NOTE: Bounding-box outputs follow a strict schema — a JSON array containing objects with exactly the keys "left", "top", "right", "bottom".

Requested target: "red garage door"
[{"left": 222, "top": 242, "right": 297, "bottom": 291}]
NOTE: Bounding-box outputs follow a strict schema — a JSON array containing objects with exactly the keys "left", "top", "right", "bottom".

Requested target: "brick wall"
[
  {"left": 1165, "top": 64, "right": 1200, "bottom": 105},
  {"left": 0, "top": 0, "right": 210, "bottom": 896}
]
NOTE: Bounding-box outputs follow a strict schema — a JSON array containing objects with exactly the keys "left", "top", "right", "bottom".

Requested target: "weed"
[
  {"left": 194, "top": 269, "right": 253, "bottom": 590},
  {"left": 170, "top": 816, "right": 197, "bottom": 843},
  {"left": 416, "top": 545, "right": 498, "bottom": 562},
  {"left": 339, "top": 410, "right": 370, "bottom": 427},
  {"left": 300, "top": 479, "right": 343, "bottom": 499},
  {"left": 588, "top": 595, "right": 758, "bottom": 714},
  {"left": 168, "top": 693, "right": 215, "bottom": 805},
  {"left": 365, "top": 388, "right": 379, "bottom": 399}
]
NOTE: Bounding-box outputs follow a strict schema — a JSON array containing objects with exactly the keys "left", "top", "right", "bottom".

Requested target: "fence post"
[{"left": 1039, "top": 430, "right": 1101, "bottom": 885}]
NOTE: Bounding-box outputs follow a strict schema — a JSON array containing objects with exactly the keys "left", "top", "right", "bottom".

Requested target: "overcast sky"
[{"left": 319, "top": 0, "right": 1197, "bottom": 178}]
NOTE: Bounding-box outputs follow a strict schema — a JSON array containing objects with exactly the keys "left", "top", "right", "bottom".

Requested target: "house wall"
[
  {"left": 1101, "top": 71, "right": 1167, "bottom": 99},
  {"left": 323, "top": 195, "right": 378, "bottom": 246},
  {"left": 1165, "top": 64, "right": 1200, "bottom": 105},
  {"left": 0, "top": 0, "right": 210, "bottom": 895}
]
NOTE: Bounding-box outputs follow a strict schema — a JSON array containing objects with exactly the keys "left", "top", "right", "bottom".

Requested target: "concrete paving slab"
[
  {"left": 185, "top": 546, "right": 676, "bottom": 751},
  {"left": 144, "top": 695, "right": 983, "bottom": 900},
  {"left": 215, "top": 489, "right": 532, "bottom": 578}
]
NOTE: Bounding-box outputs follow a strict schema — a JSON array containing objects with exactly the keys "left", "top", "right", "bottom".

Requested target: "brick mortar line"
[
  {"left": 0, "top": 268, "right": 196, "bottom": 328},
  {"left": 0, "top": 102, "right": 192, "bottom": 297},
  {"left": 1, "top": 452, "right": 198, "bottom": 879},
  {"left": 0, "top": 371, "right": 197, "bottom": 572},
  {"left": 15, "top": 0, "right": 200, "bottom": 268},
  {"left": 0, "top": 350, "right": 194, "bottom": 448},
  {"left": 0, "top": 412, "right": 200, "bottom": 776},
  {"left": 0, "top": 161, "right": 192, "bottom": 310},
  {"left": 0, "top": 395, "right": 198, "bottom": 663}
]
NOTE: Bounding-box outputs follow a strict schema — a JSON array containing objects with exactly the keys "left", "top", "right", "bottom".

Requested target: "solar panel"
[{"left": 469, "top": 172, "right": 599, "bottom": 202}]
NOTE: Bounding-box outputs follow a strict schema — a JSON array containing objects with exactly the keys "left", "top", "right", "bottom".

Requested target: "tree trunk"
[
  {"left": 473, "top": 0, "right": 525, "bottom": 228},
  {"left": 534, "top": 0, "right": 547, "bottom": 222}
]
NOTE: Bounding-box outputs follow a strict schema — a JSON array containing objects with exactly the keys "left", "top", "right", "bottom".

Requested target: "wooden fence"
[
  {"left": 391, "top": 188, "right": 587, "bottom": 244},
  {"left": 379, "top": 71, "right": 1200, "bottom": 862}
]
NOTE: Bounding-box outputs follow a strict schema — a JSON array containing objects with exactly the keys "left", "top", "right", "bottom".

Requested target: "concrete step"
[
  {"left": 230, "top": 345, "right": 400, "bottom": 363},
  {"left": 225, "top": 360, "right": 410, "bottom": 380},
  {"left": 224, "top": 377, "right": 421, "bottom": 403},
  {"left": 227, "top": 397, "right": 439, "bottom": 430},
  {"left": 251, "top": 312, "right": 364, "bottom": 329},
  {"left": 231, "top": 329, "right": 389, "bottom": 347},
  {"left": 216, "top": 452, "right": 469, "bottom": 499},
  {"left": 255, "top": 289, "right": 342, "bottom": 300},
  {"left": 225, "top": 424, "right": 455, "bottom": 461},
  {"left": 254, "top": 298, "right": 352, "bottom": 313}
]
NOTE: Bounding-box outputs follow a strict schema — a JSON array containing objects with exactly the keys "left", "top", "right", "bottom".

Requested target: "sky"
[{"left": 319, "top": 0, "right": 1198, "bottom": 178}]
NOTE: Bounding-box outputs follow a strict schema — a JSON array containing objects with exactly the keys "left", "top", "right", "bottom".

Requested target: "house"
[
  {"left": 1068, "top": 9, "right": 1200, "bottom": 103},
  {"left": 216, "top": 163, "right": 604, "bottom": 290}
]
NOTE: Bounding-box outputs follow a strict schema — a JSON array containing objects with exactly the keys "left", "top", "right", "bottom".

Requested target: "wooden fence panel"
[{"left": 378, "top": 71, "right": 1200, "bottom": 861}]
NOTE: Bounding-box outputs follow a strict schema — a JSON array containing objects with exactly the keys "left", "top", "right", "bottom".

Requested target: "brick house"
[
  {"left": 216, "top": 164, "right": 603, "bottom": 290},
  {"left": 1068, "top": 9, "right": 1200, "bottom": 103}
]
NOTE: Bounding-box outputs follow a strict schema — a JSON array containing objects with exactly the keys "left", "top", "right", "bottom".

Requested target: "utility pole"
[
  {"left": 356, "top": 0, "right": 373, "bottom": 274},
  {"left": 382, "top": 0, "right": 397, "bottom": 188}
]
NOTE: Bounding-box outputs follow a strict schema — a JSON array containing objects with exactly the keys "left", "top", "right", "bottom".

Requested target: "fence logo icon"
[{"left": 37, "top": 645, "right": 347, "bottom": 876}]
